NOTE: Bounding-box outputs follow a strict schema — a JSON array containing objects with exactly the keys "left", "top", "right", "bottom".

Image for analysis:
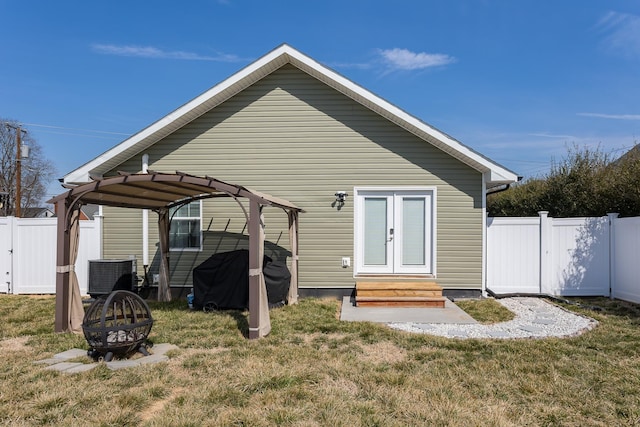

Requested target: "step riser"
[
  {"left": 356, "top": 301, "right": 446, "bottom": 308},
  {"left": 357, "top": 290, "right": 442, "bottom": 297},
  {"left": 356, "top": 282, "right": 440, "bottom": 291}
]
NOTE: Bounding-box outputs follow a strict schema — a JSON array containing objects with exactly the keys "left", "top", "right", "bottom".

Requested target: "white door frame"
[{"left": 354, "top": 187, "right": 436, "bottom": 276}]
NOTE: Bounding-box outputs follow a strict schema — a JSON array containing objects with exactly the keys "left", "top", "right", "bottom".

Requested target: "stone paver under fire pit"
[{"left": 34, "top": 343, "right": 178, "bottom": 374}]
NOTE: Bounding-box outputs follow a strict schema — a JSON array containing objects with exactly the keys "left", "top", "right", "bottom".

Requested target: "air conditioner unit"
[{"left": 88, "top": 259, "right": 137, "bottom": 298}]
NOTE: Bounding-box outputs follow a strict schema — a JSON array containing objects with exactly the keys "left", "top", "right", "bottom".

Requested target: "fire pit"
[{"left": 82, "top": 290, "right": 153, "bottom": 362}]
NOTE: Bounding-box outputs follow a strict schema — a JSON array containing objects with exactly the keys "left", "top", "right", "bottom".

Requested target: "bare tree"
[{"left": 0, "top": 119, "right": 56, "bottom": 217}]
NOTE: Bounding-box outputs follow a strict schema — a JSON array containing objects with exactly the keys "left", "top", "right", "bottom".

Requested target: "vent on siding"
[{"left": 88, "top": 259, "right": 137, "bottom": 297}]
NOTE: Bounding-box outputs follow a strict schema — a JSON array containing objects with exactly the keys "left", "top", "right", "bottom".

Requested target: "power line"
[
  {"left": 25, "top": 130, "right": 126, "bottom": 140},
  {"left": 22, "top": 123, "right": 131, "bottom": 136}
]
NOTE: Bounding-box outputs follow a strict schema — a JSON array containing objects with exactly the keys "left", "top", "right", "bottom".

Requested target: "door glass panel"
[
  {"left": 402, "top": 197, "right": 425, "bottom": 265},
  {"left": 364, "top": 198, "right": 387, "bottom": 265}
]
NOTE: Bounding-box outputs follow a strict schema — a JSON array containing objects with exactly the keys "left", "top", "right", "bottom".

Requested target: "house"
[
  {"left": 20, "top": 207, "right": 55, "bottom": 218},
  {"left": 79, "top": 204, "right": 99, "bottom": 220},
  {"left": 63, "top": 44, "right": 518, "bottom": 300}
]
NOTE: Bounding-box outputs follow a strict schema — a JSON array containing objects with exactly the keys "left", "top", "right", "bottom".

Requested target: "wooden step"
[
  {"left": 355, "top": 296, "right": 446, "bottom": 308},
  {"left": 356, "top": 282, "right": 442, "bottom": 291},
  {"left": 355, "top": 279, "right": 445, "bottom": 308},
  {"left": 356, "top": 289, "right": 443, "bottom": 297}
]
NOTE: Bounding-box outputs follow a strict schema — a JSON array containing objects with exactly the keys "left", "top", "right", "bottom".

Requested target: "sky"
[{"left": 1, "top": 1, "right": 639, "bottom": 200}]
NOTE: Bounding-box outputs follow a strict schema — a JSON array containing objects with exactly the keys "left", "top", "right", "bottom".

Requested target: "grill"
[{"left": 82, "top": 290, "right": 153, "bottom": 362}]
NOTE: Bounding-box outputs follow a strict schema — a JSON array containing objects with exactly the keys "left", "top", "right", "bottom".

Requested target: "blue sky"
[{"left": 1, "top": 1, "right": 639, "bottom": 198}]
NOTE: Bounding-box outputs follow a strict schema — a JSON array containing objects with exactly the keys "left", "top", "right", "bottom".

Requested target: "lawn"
[{"left": 0, "top": 295, "right": 639, "bottom": 426}]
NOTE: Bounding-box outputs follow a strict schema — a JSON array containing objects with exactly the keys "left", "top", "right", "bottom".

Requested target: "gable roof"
[
  {"left": 614, "top": 143, "right": 640, "bottom": 165},
  {"left": 64, "top": 43, "right": 518, "bottom": 187}
]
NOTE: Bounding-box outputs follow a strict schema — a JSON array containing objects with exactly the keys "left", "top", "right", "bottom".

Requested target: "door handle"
[{"left": 387, "top": 228, "right": 394, "bottom": 242}]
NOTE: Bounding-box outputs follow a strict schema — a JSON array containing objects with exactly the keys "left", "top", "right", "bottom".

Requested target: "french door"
[{"left": 355, "top": 189, "right": 434, "bottom": 275}]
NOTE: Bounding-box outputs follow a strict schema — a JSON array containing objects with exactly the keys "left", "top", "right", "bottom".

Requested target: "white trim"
[
  {"left": 142, "top": 153, "right": 149, "bottom": 266},
  {"left": 432, "top": 188, "right": 438, "bottom": 278},
  {"left": 481, "top": 175, "right": 487, "bottom": 297},
  {"left": 64, "top": 44, "right": 518, "bottom": 186}
]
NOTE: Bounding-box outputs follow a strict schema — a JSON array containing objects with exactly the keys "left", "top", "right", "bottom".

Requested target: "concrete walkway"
[
  {"left": 340, "top": 296, "right": 477, "bottom": 324},
  {"left": 34, "top": 343, "right": 178, "bottom": 374}
]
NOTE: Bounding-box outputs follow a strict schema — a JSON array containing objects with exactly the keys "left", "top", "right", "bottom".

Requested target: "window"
[{"left": 169, "top": 201, "right": 202, "bottom": 250}]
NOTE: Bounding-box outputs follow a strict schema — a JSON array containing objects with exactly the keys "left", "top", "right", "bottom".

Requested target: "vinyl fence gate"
[{"left": 0, "top": 216, "right": 101, "bottom": 294}]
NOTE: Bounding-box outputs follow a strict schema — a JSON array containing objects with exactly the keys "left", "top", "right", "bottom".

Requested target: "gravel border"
[{"left": 388, "top": 297, "right": 598, "bottom": 339}]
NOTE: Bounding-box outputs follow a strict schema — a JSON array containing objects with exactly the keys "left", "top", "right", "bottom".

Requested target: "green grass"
[
  {"left": 1, "top": 295, "right": 639, "bottom": 426},
  {"left": 455, "top": 298, "right": 516, "bottom": 324}
]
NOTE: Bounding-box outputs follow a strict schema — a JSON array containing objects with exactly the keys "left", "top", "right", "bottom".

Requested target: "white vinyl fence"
[
  {"left": 487, "top": 212, "right": 640, "bottom": 303},
  {"left": 610, "top": 216, "right": 640, "bottom": 304},
  {"left": 3, "top": 213, "right": 640, "bottom": 304},
  {"left": 0, "top": 216, "right": 101, "bottom": 294}
]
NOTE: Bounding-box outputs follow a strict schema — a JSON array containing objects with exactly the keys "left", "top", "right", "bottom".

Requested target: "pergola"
[{"left": 48, "top": 171, "right": 303, "bottom": 339}]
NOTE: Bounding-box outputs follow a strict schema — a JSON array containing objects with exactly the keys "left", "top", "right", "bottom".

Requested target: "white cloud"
[
  {"left": 91, "top": 44, "right": 245, "bottom": 62},
  {"left": 577, "top": 112, "right": 640, "bottom": 120},
  {"left": 596, "top": 11, "right": 640, "bottom": 58},
  {"left": 328, "top": 61, "right": 373, "bottom": 70},
  {"left": 528, "top": 132, "right": 577, "bottom": 139},
  {"left": 377, "top": 48, "right": 456, "bottom": 71}
]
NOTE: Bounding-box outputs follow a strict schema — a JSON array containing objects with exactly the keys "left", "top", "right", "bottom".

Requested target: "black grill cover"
[{"left": 192, "top": 249, "right": 291, "bottom": 310}]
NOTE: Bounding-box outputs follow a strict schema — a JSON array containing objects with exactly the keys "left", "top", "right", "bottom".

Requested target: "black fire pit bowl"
[{"left": 82, "top": 290, "right": 154, "bottom": 362}]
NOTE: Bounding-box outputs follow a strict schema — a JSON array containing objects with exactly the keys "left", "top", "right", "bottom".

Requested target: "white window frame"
[{"left": 169, "top": 200, "right": 203, "bottom": 252}]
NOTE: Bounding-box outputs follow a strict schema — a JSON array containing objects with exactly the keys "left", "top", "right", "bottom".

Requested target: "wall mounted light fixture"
[{"left": 334, "top": 191, "right": 348, "bottom": 203}]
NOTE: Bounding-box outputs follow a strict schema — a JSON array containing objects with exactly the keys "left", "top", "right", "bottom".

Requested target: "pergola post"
[
  {"left": 54, "top": 199, "right": 84, "bottom": 333},
  {"left": 288, "top": 210, "right": 299, "bottom": 304},
  {"left": 54, "top": 199, "right": 71, "bottom": 332},
  {"left": 157, "top": 208, "right": 172, "bottom": 302},
  {"left": 248, "top": 200, "right": 271, "bottom": 339}
]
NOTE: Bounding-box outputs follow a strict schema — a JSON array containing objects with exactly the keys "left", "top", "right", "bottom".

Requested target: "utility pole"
[
  {"left": 5, "top": 124, "right": 27, "bottom": 218},
  {"left": 16, "top": 126, "right": 22, "bottom": 218}
]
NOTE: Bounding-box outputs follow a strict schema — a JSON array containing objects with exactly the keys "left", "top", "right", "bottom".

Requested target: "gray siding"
[{"left": 103, "top": 64, "right": 483, "bottom": 290}]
